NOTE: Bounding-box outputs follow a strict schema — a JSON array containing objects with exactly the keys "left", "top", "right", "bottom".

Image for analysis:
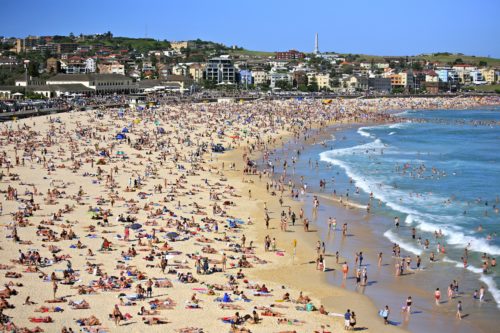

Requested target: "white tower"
[{"left": 314, "top": 33, "right": 319, "bottom": 55}]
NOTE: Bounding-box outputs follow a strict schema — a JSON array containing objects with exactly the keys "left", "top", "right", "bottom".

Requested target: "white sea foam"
[
  {"left": 389, "top": 122, "right": 410, "bottom": 129},
  {"left": 357, "top": 127, "right": 373, "bottom": 138},
  {"left": 442, "top": 257, "right": 500, "bottom": 309},
  {"left": 404, "top": 215, "right": 414, "bottom": 224},
  {"left": 321, "top": 145, "right": 500, "bottom": 257},
  {"left": 383, "top": 229, "right": 422, "bottom": 255},
  {"left": 445, "top": 230, "right": 500, "bottom": 255},
  {"left": 393, "top": 110, "right": 411, "bottom": 117},
  {"left": 322, "top": 139, "right": 385, "bottom": 157},
  {"left": 388, "top": 131, "right": 396, "bottom": 135}
]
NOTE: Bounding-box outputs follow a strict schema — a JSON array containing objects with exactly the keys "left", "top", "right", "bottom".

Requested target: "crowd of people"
[{"left": 0, "top": 95, "right": 499, "bottom": 332}]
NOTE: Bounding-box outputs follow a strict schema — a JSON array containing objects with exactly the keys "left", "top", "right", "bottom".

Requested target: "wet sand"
[
  {"left": 267, "top": 122, "right": 500, "bottom": 333},
  {"left": 1, "top": 97, "right": 498, "bottom": 333}
]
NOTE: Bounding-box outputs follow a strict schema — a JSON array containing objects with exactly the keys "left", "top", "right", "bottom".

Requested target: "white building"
[
  {"left": 252, "top": 70, "right": 268, "bottom": 86},
  {"left": 269, "top": 73, "right": 292, "bottom": 88},
  {"left": 47, "top": 73, "right": 134, "bottom": 93},
  {"left": 469, "top": 70, "right": 485, "bottom": 84},
  {"left": 85, "top": 58, "right": 96, "bottom": 73}
]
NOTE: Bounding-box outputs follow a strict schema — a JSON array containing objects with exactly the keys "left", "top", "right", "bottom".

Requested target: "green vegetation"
[
  {"left": 225, "top": 49, "right": 274, "bottom": 58},
  {"left": 415, "top": 53, "right": 500, "bottom": 67},
  {"left": 467, "top": 84, "right": 500, "bottom": 93},
  {"left": 335, "top": 52, "right": 500, "bottom": 67},
  {"left": 78, "top": 36, "right": 171, "bottom": 53}
]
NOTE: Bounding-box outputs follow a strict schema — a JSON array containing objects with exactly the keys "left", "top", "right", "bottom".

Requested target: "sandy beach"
[{"left": 1, "top": 96, "right": 499, "bottom": 333}]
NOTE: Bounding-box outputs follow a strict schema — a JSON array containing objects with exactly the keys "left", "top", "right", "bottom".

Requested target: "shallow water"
[
  {"left": 320, "top": 107, "right": 500, "bottom": 304},
  {"left": 268, "top": 106, "right": 500, "bottom": 332}
]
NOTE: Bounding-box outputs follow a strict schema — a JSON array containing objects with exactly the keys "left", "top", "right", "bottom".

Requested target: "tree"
[
  {"left": 298, "top": 84, "right": 308, "bottom": 92},
  {"left": 392, "top": 87, "right": 405, "bottom": 94},
  {"left": 150, "top": 54, "right": 158, "bottom": 67},
  {"left": 412, "top": 62, "right": 423, "bottom": 71},
  {"left": 454, "top": 58, "right": 464, "bottom": 65},
  {"left": 202, "top": 79, "right": 216, "bottom": 89},
  {"left": 257, "top": 82, "right": 270, "bottom": 91},
  {"left": 342, "top": 65, "right": 353, "bottom": 75},
  {"left": 27, "top": 61, "right": 40, "bottom": 77},
  {"left": 478, "top": 60, "right": 488, "bottom": 67},
  {"left": 308, "top": 76, "right": 318, "bottom": 92},
  {"left": 275, "top": 80, "right": 291, "bottom": 91}
]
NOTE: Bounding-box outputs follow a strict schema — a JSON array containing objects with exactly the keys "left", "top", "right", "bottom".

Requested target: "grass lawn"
[{"left": 467, "top": 84, "right": 500, "bottom": 92}]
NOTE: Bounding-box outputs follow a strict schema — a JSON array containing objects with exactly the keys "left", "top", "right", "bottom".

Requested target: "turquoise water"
[
  {"left": 317, "top": 107, "right": 500, "bottom": 307},
  {"left": 268, "top": 107, "right": 500, "bottom": 311}
]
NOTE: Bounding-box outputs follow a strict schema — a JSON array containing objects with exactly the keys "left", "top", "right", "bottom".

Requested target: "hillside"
[{"left": 331, "top": 52, "right": 500, "bottom": 67}]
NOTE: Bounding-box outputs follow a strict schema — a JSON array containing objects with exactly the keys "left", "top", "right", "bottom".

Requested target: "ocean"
[
  {"left": 321, "top": 107, "right": 500, "bottom": 303},
  {"left": 269, "top": 106, "right": 500, "bottom": 332}
]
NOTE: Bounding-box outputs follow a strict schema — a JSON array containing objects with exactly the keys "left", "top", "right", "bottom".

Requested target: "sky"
[{"left": 1, "top": 0, "right": 500, "bottom": 57}]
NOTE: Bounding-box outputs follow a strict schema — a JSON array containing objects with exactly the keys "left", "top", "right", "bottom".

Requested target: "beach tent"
[
  {"left": 130, "top": 223, "right": 142, "bottom": 230},
  {"left": 134, "top": 118, "right": 141, "bottom": 124},
  {"left": 116, "top": 151, "right": 125, "bottom": 155},
  {"left": 115, "top": 133, "right": 126, "bottom": 140},
  {"left": 166, "top": 232, "right": 179, "bottom": 240},
  {"left": 122, "top": 127, "right": 129, "bottom": 133},
  {"left": 322, "top": 99, "right": 333, "bottom": 105},
  {"left": 154, "top": 120, "right": 160, "bottom": 126},
  {"left": 99, "top": 151, "right": 106, "bottom": 156},
  {"left": 157, "top": 127, "right": 166, "bottom": 134}
]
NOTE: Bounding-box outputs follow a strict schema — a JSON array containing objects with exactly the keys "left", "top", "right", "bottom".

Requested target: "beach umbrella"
[
  {"left": 122, "top": 127, "right": 129, "bottom": 133},
  {"left": 116, "top": 133, "right": 126, "bottom": 140},
  {"left": 130, "top": 223, "right": 142, "bottom": 230},
  {"left": 166, "top": 232, "right": 179, "bottom": 240}
]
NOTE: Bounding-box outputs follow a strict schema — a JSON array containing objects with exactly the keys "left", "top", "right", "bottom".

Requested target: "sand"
[{"left": 1, "top": 97, "right": 498, "bottom": 333}]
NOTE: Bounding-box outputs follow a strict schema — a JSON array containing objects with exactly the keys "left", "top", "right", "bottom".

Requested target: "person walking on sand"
[
  {"left": 52, "top": 280, "right": 58, "bottom": 300},
  {"left": 113, "top": 304, "right": 123, "bottom": 326},
  {"left": 342, "top": 262, "right": 349, "bottom": 279},
  {"left": 349, "top": 311, "right": 357, "bottom": 330},
  {"left": 222, "top": 253, "right": 227, "bottom": 271},
  {"left": 434, "top": 288, "right": 441, "bottom": 305},
  {"left": 404, "top": 296, "right": 412, "bottom": 314},
  {"left": 124, "top": 226, "right": 130, "bottom": 241},
  {"left": 344, "top": 309, "right": 351, "bottom": 330},
  {"left": 160, "top": 256, "right": 167, "bottom": 274},
  {"left": 146, "top": 279, "right": 153, "bottom": 298},
  {"left": 456, "top": 300, "right": 463, "bottom": 320},
  {"left": 382, "top": 305, "right": 390, "bottom": 325}
]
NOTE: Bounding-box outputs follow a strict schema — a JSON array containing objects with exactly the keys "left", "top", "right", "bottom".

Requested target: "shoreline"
[
  {"left": 261, "top": 114, "right": 500, "bottom": 332},
  {"left": 0, "top": 97, "right": 498, "bottom": 333},
  {"left": 217, "top": 144, "right": 405, "bottom": 332}
]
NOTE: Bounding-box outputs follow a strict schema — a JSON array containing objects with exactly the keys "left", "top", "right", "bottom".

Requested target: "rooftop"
[{"left": 47, "top": 73, "right": 130, "bottom": 82}]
